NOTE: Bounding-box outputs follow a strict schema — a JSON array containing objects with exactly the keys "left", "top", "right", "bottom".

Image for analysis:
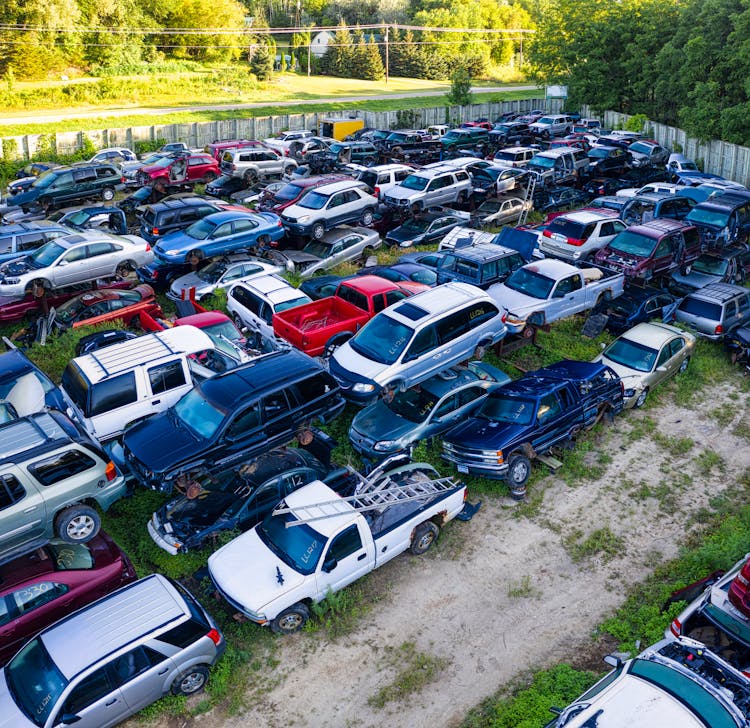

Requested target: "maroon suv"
[
  {"left": 0, "top": 531, "right": 137, "bottom": 665},
  {"left": 595, "top": 218, "right": 703, "bottom": 281},
  {"left": 137, "top": 154, "right": 220, "bottom": 187}
]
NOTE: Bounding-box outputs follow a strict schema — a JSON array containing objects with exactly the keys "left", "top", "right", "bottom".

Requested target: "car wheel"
[
  {"left": 55, "top": 505, "right": 101, "bottom": 543},
  {"left": 392, "top": 145, "right": 404, "bottom": 157},
  {"left": 473, "top": 344, "right": 487, "bottom": 360},
  {"left": 39, "top": 197, "right": 54, "bottom": 212},
  {"left": 101, "top": 186, "right": 115, "bottom": 202},
  {"left": 245, "top": 170, "right": 259, "bottom": 185},
  {"left": 634, "top": 387, "right": 649, "bottom": 408},
  {"left": 203, "top": 171, "right": 217, "bottom": 182},
  {"left": 116, "top": 260, "right": 135, "bottom": 278},
  {"left": 312, "top": 223, "right": 325, "bottom": 240},
  {"left": 283, "top": 164, "right": 296, "bottom": 176},
  {"left": 270, "top": 602, "right": 310, "bottom": 634},
  {"left": 506, "top": 453, "right": 531, "bottom": 497},
  {"left": 171, "top": 665, "right": 210, "bottom": 696},
  {"left": 360, "top": 208, "right": 374, "bottom": 226},
  {"left": 409, "top": 521, "right": 439, "bottom": 555},
  {"left": 232, "top": 313, "right": 245, "bottom": 331},
  {"left": 26, "top": 278, "right": 50, "bottom": 296},
  {"left": 257, "top": 234, "right": 271, "bottom": 248},
  {"left": 678, "top": 356, "right": 690, "bottom": 374},
  {"left": 364, "top": 156, "right": 376, "bottom": 167}
]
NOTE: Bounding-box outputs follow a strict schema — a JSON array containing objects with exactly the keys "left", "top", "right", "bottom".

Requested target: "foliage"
[
  {"left": 249, "top": 44, "right": 274, "bottom": 82},
  {"left": 446, "top": 66, "right": 473, "bottom": 106}
]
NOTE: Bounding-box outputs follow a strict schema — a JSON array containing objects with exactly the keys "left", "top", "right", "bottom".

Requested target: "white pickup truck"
[
  {"left": 489, "top": 258, "right": 625, "bottom": 335},
  {"left": 207, "top": 461, "right": 466, "bottom": 633}
]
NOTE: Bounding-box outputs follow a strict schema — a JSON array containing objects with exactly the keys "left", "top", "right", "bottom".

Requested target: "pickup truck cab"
[
  {"left": 489, "top": 259, "right": 625, "bottom": 335},
  {"left": 272, "top": 276, "right": 424, "bottom": 357},
  {"left": 595, "top": 218, "right": 703, "bottom": 281},
  {"left": 207, "top": 461, "right": 466, "bottom": 633},
  {"left": 442, "top": 360, "right": 624, "bottom": 498}
]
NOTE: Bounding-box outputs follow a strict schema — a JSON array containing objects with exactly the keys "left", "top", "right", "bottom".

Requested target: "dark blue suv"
[{"left": 117, "top": 349, "right": 346, "bottom": 492}]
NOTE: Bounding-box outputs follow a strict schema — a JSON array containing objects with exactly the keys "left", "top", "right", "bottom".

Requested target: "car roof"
[
  {"left": 239, "top": 274, "right": 292, "bottom": 296},
  {"left": 343, "top": 275, "right": 399, "bottom": 294},
  {"left": 147, "top": 197, "right": 219, "bottom": 212},
  {"left": 449, "top": 243, "right": 520, "bottom": 262},
  {"left": 42, "top": 575, "right": 187, "bottom": 679},
  {"left": 520, "top": 258, "right": 578, "bottom": 279},
  {"left": 687, "top": 282, "right": 749, "bottom": 302},
  {"left": 418, "top": 365, "right": 480, "bottom": 398},
  {"left": 52, "top": 230, "right": 127, "bottom": 248},
  {"left": 306, "top": 180, "right": 366, "bottom": 194},
  {"left": 619, "top": 322, "right": 685, "bottom": 347},
  {"left": 320, "top": 225, "right": 370, "bottom": 243},
  {"left": 386, "top": 282, "right": 489, "bottom": 325},
  {"left": 553, "top": 210, "right": 617, "bottom": 223},
  {"left": 627, "top": 218, "right": 691, "bottom": 237}
]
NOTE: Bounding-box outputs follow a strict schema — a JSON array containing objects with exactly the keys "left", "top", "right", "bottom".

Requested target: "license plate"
[{"left": 456, "top": 464, "right": 469, "bottom": 474}]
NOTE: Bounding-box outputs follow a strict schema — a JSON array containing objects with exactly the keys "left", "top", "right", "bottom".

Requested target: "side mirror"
[
  {"left": 656, "top": 365, "right": 668, "bottom": 372},
  {"left": 603, "top": 653, "right": 627, "bottom": 668},
  {"left": 322, "top": 557, "right": 338, "bottom": 573},
  {"left": 58, "top": 259, "right": 68, "bottom": 266}
]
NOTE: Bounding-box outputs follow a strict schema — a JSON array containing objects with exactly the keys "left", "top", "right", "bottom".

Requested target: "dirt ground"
[{"left": 148, "top": 378, "right": 750, "bottom": 728}]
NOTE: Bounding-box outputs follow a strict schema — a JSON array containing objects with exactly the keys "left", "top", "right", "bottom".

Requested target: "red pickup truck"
[{"left": 273, "top": 276, "right": 427, "bottom": 357}]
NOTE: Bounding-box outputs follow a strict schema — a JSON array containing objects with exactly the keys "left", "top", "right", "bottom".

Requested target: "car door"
[
  {"left": 399, "top": 323, "right": 442, "bottom": 383},
  {"left": 550, "top": 274, "right": 583, "bottom": 318},
  {"left": 147, "top": 359, "right": 190, "bottom": 415},
  {"left": 529, "top": 391, "right": 565, "bottom": 453},
  {"left": 227, "top": 218, "right": 260, "bottom": 252},
  {"left": 52, "top": 244, "right": 90, "bottom": 286},
  {"left": 651, "top": 235, "right": 677, "bottom": 275},
  {"left": 237, "top": 480, "right": 284, "bottom": 531},
  {"left": 111, "top": 646, "right": 177, "bottom": 716},
  {"left": 261, "top": 390, "right": 294, "bottom": 444},
  {"left": 0, "top": 472, "right": 46, "bottom": 560},
  {"left": 220, "top": 402, "right": 264, "bottom": 463},
  {"left": 204, "top": 221, "right": 234, "bottom": 257},
  {"left": 69, "top": 168, "right": 97, "bottom": 204},
  {"left": 85, "top": 241, "right": 121, "bottom": 279},
  {"left": 337, "top": 233, "right": 364, "bottom": 265},
  {"left": 315, "top": 523, "right": 373, "bottom": 597},
  {"left": 651, "top": 337, "right": 680, "bottom": 387},
  {"left": 52, "top": 664, "right": 129, "bottom": 728},
  {"left": 325, "top": 191, "right": 348, "bottom": 226}
]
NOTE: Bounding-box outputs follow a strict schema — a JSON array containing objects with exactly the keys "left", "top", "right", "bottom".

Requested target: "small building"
[{"left": 310, "top": 30, "right": 334, "bottom": 58}]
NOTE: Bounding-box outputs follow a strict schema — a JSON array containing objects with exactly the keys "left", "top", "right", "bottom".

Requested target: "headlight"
[
  {"left": 297, "top": 215, "right": 310, "bottom": 223},
  {"left": 352, "top": 382, "right": 376, "bottom": 393},
  {"left": 623, "top": 388, "right": 636, "bottom": 398},
  {"left": 399, "top": 240, "right": 414, "bottom": 248},
  {"left": 165, "top": 250, "right": 181, "bottom": 256},
  {"left": 374, "top": 440, "right": 400, "bottom": 451}
]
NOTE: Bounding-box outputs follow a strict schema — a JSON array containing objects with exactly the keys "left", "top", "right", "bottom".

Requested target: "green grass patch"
[{"left": 564, "top": 527, "right": 624, "bottom": 563}]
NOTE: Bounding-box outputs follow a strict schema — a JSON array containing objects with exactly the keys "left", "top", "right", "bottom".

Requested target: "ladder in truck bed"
[{"left": 271, "top": 463, "right": 463, "bottom": 527}]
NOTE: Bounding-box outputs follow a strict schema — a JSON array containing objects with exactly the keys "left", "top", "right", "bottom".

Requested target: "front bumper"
[
  {"left": 442, "top": 445, "right": 509, "bottom": 480},
  {"left": 147, "top": 515, "right": 180, "bottom": 556}
]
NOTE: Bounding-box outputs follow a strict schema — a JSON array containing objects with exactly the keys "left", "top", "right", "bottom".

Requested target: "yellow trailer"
[{"left": 318, "top": 117, "right": 365, "bottom": 141}]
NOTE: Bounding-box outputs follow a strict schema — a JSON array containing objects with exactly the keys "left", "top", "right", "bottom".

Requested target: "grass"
[
  {"left": 367, "top": 641, "right": 449, "bottom": 709},
  {"left": 563, "top": 527, "right": 624, "bottom": 563}
]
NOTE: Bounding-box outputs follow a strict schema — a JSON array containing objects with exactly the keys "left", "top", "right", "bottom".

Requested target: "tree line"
[{"left": 529, "top": 0, "right": 750, "bottom": 146}]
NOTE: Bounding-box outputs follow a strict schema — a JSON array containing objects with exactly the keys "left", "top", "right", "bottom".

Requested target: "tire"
[
  {"left": 203, "top": 171, "right": 217, "bottom": 182},
  {"left": 101, "top": 186, "right": 115, "bottom": 202},
  {"left": 363, "top": 156, "right": 376, "bottom": 167},
  {"left": 55, "top": 505, "right": 101, "bottom": 544},
  {"left": 232, "top": 313, "right": 245, "bottom": 331},
  {"left": 360, "top": 208, "right": 374, "bottom": 226},
  {"left": 284, "top": 164, "right": 296, "bottom": 176},
  {"left": 312, "top": 222, "right": 326, "bottom": 240},
  {"left": 506, "top": 453, "right": 531, "bottom": 490},
  {"left": 39, "top": 197, "right": 54, "bottom": 212},
  {"left": 257, "top": 234, "right": 271, "bottom": 247},
  {"left": 678, "top": 356, "right": 690, "bottom": 374},
  {"left": 474, "top": 344, "right": 487, "bottom": 360},
  {"left": 171, "top": 665, "right": 209, "bottom": 696},
  {"left": 188, "top": 249, "right": 205, "bottom": 263},
  {"left": 409, "top": 521, "right": 439, "bottom": 555},
  {"left": 392, "top": 145, "right": 404, "bottom": 157},
  {"left": 270, "top": 602, "right": 310, "bottom": 634},
  {"left": 244, "top": 170, "right": 259, "bottom": 184},
  {"left": 521, "top": 325, "right": 536, "bottom": 340},
  {"left": 26, "top": 278, "right": 50, "bottom": 295},
  {"left": 680, "top": 264, "right": 692, "bottom": 275},
  {"left": 115, "top": 260, "right": 135, "bottom": 278},
  {"left": 634, "top": 387, "right": 649, "bottom": 409}
]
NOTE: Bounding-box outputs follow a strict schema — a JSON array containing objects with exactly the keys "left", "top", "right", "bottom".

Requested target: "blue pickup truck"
[{"left": 441, "top": 360, "right": 624, "bottom": 498}]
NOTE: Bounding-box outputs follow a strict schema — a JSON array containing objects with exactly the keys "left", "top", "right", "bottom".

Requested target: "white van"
[{"left": 61, "top": 326, "right": 234, "bottom": 442}]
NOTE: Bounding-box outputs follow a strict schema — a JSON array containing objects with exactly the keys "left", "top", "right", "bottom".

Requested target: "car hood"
[
  {"left": 351, "top": 402, "right": 417, "bottom": 444},
  {"left": 598, "top": 249, "right": 645, "bottom": 269},
  {"left": 671, "top": 269, "right": 721, "bottom": 289},
  {"left": 0, "top": 672, "right": 35, "bottom": 728},
  {"left": 488, "top": 284, "right": 547, "bottom": 316},
  {"left": 154, "top": 232, "right": 195, "bottom": 257},
  {"left": 124, "top": 412, "right": 204, "bottom": 474},
  {"left": 384, "top": 186, "right": 420, "bottom": 202},
  {"left": 208, "top": 528, "right": 305, "bottom": 612},
  {"left": 0, "top": 257, "right": 32, "bottom": 276},
  {"left": 595, "top": 355, "right": 644, "bottom": 386},
  {"left": 445, "top": 417, "right": 527, "bottom": 450},
  {"left": 279, "top": 251, "right": 322, "bottom": 265},
  {"left": 170, "top": 271, "right": 211, "bottom": 294},
  {"left": 160, "top": 491, "right": 237, "bottom": 535},
  {"left": 331, "top": 342, "right": 391, "bottom": 385}
]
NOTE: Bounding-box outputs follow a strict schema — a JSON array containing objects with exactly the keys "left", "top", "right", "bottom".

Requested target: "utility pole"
[
  {"left": 385, "top": 25, "right": 389, "bottom": 85},
  {"left": 307, "top": 33, "right": 311, "bottom": 76}
]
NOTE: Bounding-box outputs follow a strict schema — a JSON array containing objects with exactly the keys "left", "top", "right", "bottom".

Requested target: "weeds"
[
  {"left": 652, "top": 432, "right": 694, "bottom": 455},
  {"left": 563, "top": 527, "right": 624, "bottom": 563},
  {"left": 698, "top": 449, "right": 727, "bottom": 475},
  {"left": 309, "top": 583, "right": 374, "bottom": 639},
  {"left": 507, "top": 575, "right": 538, "bottom": 599}
]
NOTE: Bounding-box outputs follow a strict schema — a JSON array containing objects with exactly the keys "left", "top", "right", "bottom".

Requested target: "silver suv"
[
  {"left": 220, "top": 148, "right": 297, "bottom": 183},
  {"left": 0, "top": 411, "right": 127, "bottom": 565},
  {"left": 0, "top": 574, "right": 225, "bottom": 728},
  {"left": 383, "top": 166, "right": 473, "bottom": 211},
  {"left": 528, "top": 114, "right": 573, "bottom": 138},
  {"left": 329, "top": 282, "right": 508, "bottom": 403},
  {"left": 675, "top": 282, "right": 750, "bottom": 339}
]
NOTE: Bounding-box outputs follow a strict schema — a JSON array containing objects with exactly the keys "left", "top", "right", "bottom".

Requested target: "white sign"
[{"left": 546, "top": 85, "right": 568, "bottom": 98}]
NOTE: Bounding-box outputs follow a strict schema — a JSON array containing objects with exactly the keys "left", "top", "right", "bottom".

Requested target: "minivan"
[
  {"left": 0, "top": 574, "right": 225, "bottom": 728},
  {"left": 61, "top": 326, "right": 234, "bottom": 442}
]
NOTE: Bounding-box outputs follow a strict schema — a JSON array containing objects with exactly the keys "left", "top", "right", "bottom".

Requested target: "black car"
[
  {"left": 596, "top": 286, "right": 680, "bottom": 334},
  {"left": 356, "top": 261, "right": 438, "bottom": 287},
  {"left": 488, "top": 122, "right": 535, "bottom": 148},
  {"left": 148, "top": 437, "right": 356, "bottom": 554},
  {"left": 119, "top": 349, "right": 347, "bottom": 492},
  {"left": 533, "top": 186, "right": 591, "bottom": 214},
  {"left": 205, "top": 174, "right": 248, "bottom": 199},
  {"left": 384, "top": 211, "right": 469, "bottom": 248},
  {"left": 299, "top": 273, "right": 353, "bottom": 300},
  {"left": 583, "top": 177, "right": 634, "bottom": 197},
  {"left": 587, "top": 145, "right": 632, "bottom": 176}
]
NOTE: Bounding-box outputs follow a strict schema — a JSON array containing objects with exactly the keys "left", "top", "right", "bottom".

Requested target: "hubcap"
[
  {"left": 279, "top": 613, "right": 303, "bottom": 631},
  {"left": 67, "top": 515, "right": 95, "bottom": 540},
  {"left": 180, "top": 672, "right": 206, "bottom": 693},
  {"left": 417, "top": 532, "right": 434, "bottom": 550},
  {"left": 511, "top": 461, "right": 528, "bottom": 482}
]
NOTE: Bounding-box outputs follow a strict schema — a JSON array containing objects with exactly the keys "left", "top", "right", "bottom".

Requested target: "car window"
[
  {"left": 212, "top": 222, "right": 233, "bottom": 238},
  {"left": 434, "top": 393, "right": 460, "bottom": 418},
  {"left": 537, "top": 393, "right": 562, "bottom": 424},
  {"left": 252, "top": 485, "right": 282, "bottom": 512},
  {"left": 148, "top": 360, "right": 186, "bottom": 395},
  {"left": 62, "top": 246, "right": 88, "bottom": 263},
  {"left": 227, "top": 405, "right": 261, "bottom": 437},
  {"left": 654, "top": 238, "right": 672, "bottom": 257},
  {"left": 110, "top": 646, "right": 165, "bottom": 686},
  {"left": 11, "top": 582, "right": 69, "bottom": 615},
  {"left": 72, "top": 169, "right": 96, "bottom": 183},
  {"left": 326, "top": 524, "right": 363, "bottom": 563},
  {"left": 0, "top": 474, "right": 26, "bottom": 510},
  {"left": 656, "top": 345, "right": 671, "bottom": 367},
  {"left": 0, "top": 598, "right": 10, "bottom": 627},
  {"left": 62, "top": 666, "right": 113, "bottom": 715},
  {"left": 738, "top": 295, "right": 750, "bottom": 314},
  {"left": 384, "top": 290, "right": 407, "bottom": 308},
  {"left": 263, "top": 392, "right": 290, "bottom": 420},
  {"left": 668, "top": 337, "right": 685, "bottom": 358},
  {"left": 405, "top": 325, "right": 438, "bottom": 360},
  {"left": 458, "top": 385, "right": 486, "bottom": 407},
  {"left": 29, "top": 450, "right": 97, "bottom": 486},
  {"left": 89, "top": 372, "right": 138, "bottom": 416},
  {"left": 293, "top": 373, "right": 331, "bottom": 404},
  {"left": 232, "top": 218, "right": 258, "bottom": 234},
  {"left": 87, "top": 242, "right": 116, "bottom": 257}
]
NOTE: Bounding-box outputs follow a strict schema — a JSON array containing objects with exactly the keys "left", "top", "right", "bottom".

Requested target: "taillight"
[
  {"left": 105, "top": 461, "right": 117, "bottom": 481},
  {"left": 207, "top": 628, "right": 222, "bottom": 645},
  {"left": 145, "top": 242, "right": 151, "bottom": 252},
  {"left": 715, "top": 324, "right": 723, "bottom": 335},
  {"left": 152, "top": 228, "right": 159, "bottom": 236},
  {"left": 567, "top": 237, "right": 584, "bottom": 246},
  {"left": 121, "top": 176, "right": 126, "bottom": 184},
  {"left": 374, "top": 186, "right": 380, "bottom": 197},
  {"left": 542, "top": 230, "right": 552, "bottom": 238},
  {"left": 670, "top": 618, "right": 681, "bottom": 637}
]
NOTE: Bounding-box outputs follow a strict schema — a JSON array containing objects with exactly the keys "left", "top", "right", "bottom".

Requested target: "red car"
[
  {"left": 53, "top": 284, "right": 162, "bottom": 329},
  {"left": 136, "top": 154, "right": 220, "bottom": 187},
  {"left": 461, "top": 120, "right": 493, "bottom": 131},
  {"left": 0, "top": 532, "right": 137, "bottom": 665}
]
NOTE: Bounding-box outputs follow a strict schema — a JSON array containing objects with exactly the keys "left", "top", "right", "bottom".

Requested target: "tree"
[
  {"left": 446, "top": 66, "right": 472, "bottom": 105},
  {"left": 321, "top": 21, "right": 354, "bottom": 76},
  {"left": 363, "top": 34, "right": 385, "bottom": 81},
  {"left": 249, "top": 44, "right": 274, "bottom": 81}
]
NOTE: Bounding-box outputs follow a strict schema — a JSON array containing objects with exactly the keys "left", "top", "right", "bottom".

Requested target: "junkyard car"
[
  {"left": 349, "top": 361, "right": 511, "bottom": 460},
  {"left": 596, "top": 286, "right": 679, "bottom": 334},
  {"left": 50, "top": 284, "right": 162, "bottom": 330},
  {"left": 594, "top": 322, "right": 694, "bottom": 408},
  {"left": 384, "top": 211, "right": 470, "bottom": 248}
]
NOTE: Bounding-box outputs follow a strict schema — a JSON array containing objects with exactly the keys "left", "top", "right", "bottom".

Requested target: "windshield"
[
  {"left": 28, "top": 241, "right": 65, "bottom": 268},
  {"left": 31, "top": 171, "right": 58, "bottom": 189},
  {"left": 478, "top": 394, "right": 535, "bottom": 425},
  {"left": 297, "top": 191, "right": 328, "bottom": 210},
  {"left": 607, "top": 230, "right": 657, "bottom": 257},
  {"left": 629, "top": 142, "right": 653, "bottom": 155},
  {"left": 274, "top": 183, "right": 304, "bottom": 201},
  {"left": 607, "top": 296, "right": 638, "bottom": 316},
  {"left": 387, "top": 386, "right": 439, "bottom": 423},
  {"left": 528, "top": 155, "right": 554, "bottom": 169},
  {"left": 603, "top": 337, "right": 658, "bottom": 372},
  {"left": 54, "top": 295, "right": 88, "bottom": 324},
  {"left": 62, "top": 210, "right": 91, "bottom": 226},
  {"left": 536, "top": 117, "right": 554, "bottom": 125},
  {"left": 589, "top": 147, "right": 611, "bottom": 159},
  {"left": 185, "top": 218, "right": 215, "bottom": 241},
  {"left": 399, "top": 218, "right": 431, "bottom": 233},
  {"left": 173, "top": 387, "right": 226, "bottom": 440},
  {"left": 400, "top": 175, "right": 429, "bottom": 191},
  {"left": 257, "top": 511, "right": 326, "bottom": 575},
  {"left": 503, "top": 267, "right": 555, "bottom": 299},
  {"left": 301, "top": 240, "right": 333, "bottom": 258},
  {"left": 149, "top": 156, "right": 175, "bottom": 169},
  {"left": 692, "top": 255, "right": 729, "bottom": 275},
  {"left": 686, "top": 208, "right": 730, "bottom": 228},
  {"left": 387, "top": 133, "right": 408, "bottom": 142},
  {"left": 196, "top": 261, "right": 227, "bottom": 283},
  {"left": 350, "top": 314, "right": 413, "bottom": 365},
  {"left": 6, "top": 638, "right": 68, "bottom": 727}
]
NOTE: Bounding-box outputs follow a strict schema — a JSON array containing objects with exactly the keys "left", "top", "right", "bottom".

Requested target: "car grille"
[
  {"left": 442, "top": 442, "right": 504, "bottom": 467},
  {"left": 350, "top": 429, "right": 376, "bottom": 451}
]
